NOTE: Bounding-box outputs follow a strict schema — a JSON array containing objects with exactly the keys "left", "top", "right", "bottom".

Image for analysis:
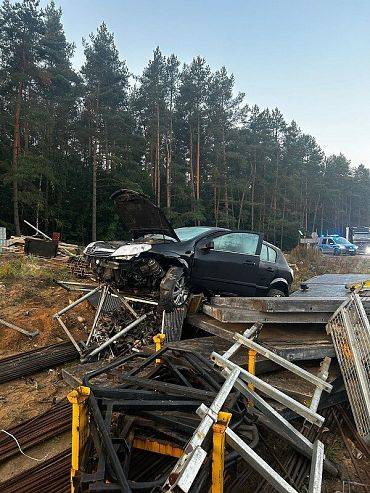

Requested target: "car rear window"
[
  {"left": 260, "top": 244, "right": 277, "bottom": 262},
  {"left": 268, "top": 246, "right": 277, "bottom": 262},
  {"left": 260, "top": 243, "right": 268, "bottom": 261}
]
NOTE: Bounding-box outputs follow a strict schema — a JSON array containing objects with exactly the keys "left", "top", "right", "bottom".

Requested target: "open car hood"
[{"left": 111, "top": 189, "right": 180, "bottom": 241}]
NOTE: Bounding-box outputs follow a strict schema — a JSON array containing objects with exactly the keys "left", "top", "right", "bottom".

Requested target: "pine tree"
[
  {"left": 81, "top": 22, "right": 129, "bottom": 240},
  {"left": 207, "top": 67, "right": 244, "bottom": 227},
  {"left": 176, "top": 57, "right": 210, "bottom": 221},
  {"left": 0, "top": 0, "right": 44, "bottom": 234},
  {"left": 134, "top": 47, "right": 168, "bottom": 206}
]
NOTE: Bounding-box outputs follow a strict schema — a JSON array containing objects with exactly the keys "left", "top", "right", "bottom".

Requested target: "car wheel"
[
  {"left": 334, "top": 249, "right": 340, "bottom": 256},
  {"left": 159, "top": 266, "right": 189, "bottom": 311},
  {"left": 267, "top": 288, "right": 286, "bottom": 297}
]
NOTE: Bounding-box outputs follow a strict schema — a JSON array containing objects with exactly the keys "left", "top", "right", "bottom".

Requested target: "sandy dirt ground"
[{"left": 0, "top": 254, "right": 95, "bottom": 482}]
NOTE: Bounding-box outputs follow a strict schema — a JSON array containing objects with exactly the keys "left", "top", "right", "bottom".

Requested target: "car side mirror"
[{"left": 202, "top": 241, "right": 214, "bottom": 252}]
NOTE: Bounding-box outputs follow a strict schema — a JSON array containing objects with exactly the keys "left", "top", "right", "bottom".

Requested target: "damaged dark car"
[{"left": 84, "top": 189, "right": 294, "bottom": 310}]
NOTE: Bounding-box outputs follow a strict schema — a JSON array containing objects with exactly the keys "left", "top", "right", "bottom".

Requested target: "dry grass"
[
  {"left": 287, "top": 246, "right": 370, "bottom": 290},
  {"left": 0, "top": 255, "right": 69, "bottom": 286}
]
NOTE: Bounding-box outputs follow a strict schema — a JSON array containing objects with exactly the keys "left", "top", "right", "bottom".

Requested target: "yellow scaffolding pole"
[
  {"left": 248, "top": 349, "right": 257, "bottom": 393},
  {"left": 212, "top": 411, "right": 232, "bottom": 493},
  {"left": 153, "top": 332, "right": 166, "bottom": 364},
  {"left": 67, "top": 386, "right": 90, "bottom": 493}
]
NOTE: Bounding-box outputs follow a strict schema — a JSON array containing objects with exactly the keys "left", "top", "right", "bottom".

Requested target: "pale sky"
[{"left": 41, "top": 0, "right": 370, "bottom": 168}]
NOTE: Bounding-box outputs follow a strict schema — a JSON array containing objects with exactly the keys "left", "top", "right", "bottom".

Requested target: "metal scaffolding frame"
[{"left": 327, "top": 292, "right": 370, "bottom": 443}]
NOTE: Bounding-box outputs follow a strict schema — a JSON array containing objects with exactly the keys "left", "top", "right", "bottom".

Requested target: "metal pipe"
[
  {"left": 87, "top": 284, "right": 109, "bottom": 346},
  {"left": 24, "top": 219, "right": 52, "bottom": 240},
  {"left": 54, "top": 285, "right": 102, "bottom": 317},
  {"left": 83, "top": 314, "right": 147, "bottom": 361},
  {"left": 0, "top": 317, "right": 39, "bottom": 338},
  {"left": 54, "top": 315, "right": 82, "bottom": 355}
]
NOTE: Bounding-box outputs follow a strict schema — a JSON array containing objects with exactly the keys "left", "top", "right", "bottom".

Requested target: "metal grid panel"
[
  {"left": 89, "top": 291, "right": 121, "bottom": 313},
  {"left": 163, "top": 307, "right": 187, "bottom": 342},
  {"left": 327, "top": 294, "right": 370, "bottom": 443}
]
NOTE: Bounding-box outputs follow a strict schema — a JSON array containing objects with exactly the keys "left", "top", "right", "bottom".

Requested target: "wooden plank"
[
  {"left": 203, "top": 305, "right": 331, "bottom": 324},
  {"left": 187, "top": 313, "right": 246, "bottom": 342},
  {"left": 209, "top": 296, "right": 347, "bottom": 313},
  {"left": 186, "top": 314, "right": 334, "bottom": 361}
]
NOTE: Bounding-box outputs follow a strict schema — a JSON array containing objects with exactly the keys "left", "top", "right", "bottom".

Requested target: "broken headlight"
[{"left": 110, "top": 243, "right": 152, "bottom": 260}]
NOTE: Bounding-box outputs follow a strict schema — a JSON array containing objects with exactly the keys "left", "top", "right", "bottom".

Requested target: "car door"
[
  {"left": 327, "top": 238, "right": 335, "bottom": 254},
  {"left": 320, "top": 238, "right": 326, "bottom": 253},
  {"left": 258, "top": 243, "right": 278, "bottom": 291},
  {"left": 191, "top": 231, "right": 263, "bottom": 296}
]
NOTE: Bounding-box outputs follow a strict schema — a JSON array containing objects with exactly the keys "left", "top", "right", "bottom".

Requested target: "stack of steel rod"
[
  {"left": 0, "top": 342, "right": 79, "bottom": 383},
  {"left": 0, "top": 400, "right": 70, "bottom": 461},
  {"left": 0, "top": 450, "right": 70, "bottom": 493},
  {"left": 77, "top": 348, "right": 259, "bottom": 492}
]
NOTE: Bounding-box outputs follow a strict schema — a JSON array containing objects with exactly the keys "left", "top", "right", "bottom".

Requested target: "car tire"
[
  {"left": 267, "top": 288, "right": 286, "bottom": 297},
  {"left": 159, "top": 266, "right": 189, "bottom": 312},
  {"left": 334, "top": 249, "right": 341, "bottom": 256}
]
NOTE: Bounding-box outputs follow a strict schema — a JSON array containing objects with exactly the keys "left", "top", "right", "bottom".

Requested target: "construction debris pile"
[
  {"left": 89, "top": 306, "right": 158, "bottom": 357},
  {"left": 69, "top": 333, "right": 337, "bottom": 493},
  {"left": 1, "top": 220, "right": 80, "bottom": 258}
]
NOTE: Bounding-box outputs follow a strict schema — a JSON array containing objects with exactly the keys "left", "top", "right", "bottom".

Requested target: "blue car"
[{"left": 318, "top": 235, "right": 358, "bottom": 256}]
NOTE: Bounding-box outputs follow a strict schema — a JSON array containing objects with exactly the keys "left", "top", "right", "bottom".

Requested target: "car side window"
[
  {"left": 213, "top": 232, "right": 260, "bottom": 255},
  {"left": 328, "top": 239, "right": 334, "bottom": 245},
  {"left": 260, "top": 243, "right": 268, "bottom": 261},
  {"left": 322, "top": 238, "right": 327, "bottom": 245},
  {"left": 268, "top": 246, "right": 277, "bottom": 262}
]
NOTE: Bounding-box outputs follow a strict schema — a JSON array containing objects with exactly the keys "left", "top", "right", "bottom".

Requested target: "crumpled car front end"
[
  {"left": 83, "top": 189, "right": 189, "bottom": 309},
  {"left": 84, "top": 240, "right": 168, "bottom": 297}
]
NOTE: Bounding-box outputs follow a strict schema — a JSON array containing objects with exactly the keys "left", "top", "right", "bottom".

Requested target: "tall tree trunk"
[
  {"left": 156, "top": 104, "right": 161, "bottom": 206},
  {"left": 238, "top": 188, "right": 246, "bottom": 230},
  {"left": 165, "top": 138, "right": 171, "bottom": 210},
  {"left": 311, "top": 194, "right": 320, "bottom": 233},
  {"left": 280, "top": 184, "right": 287, "bottom": 249},
  {"left": 166, "top": 86, "right": 174, "bottom": 211},
  {"left": 36, "top": 174, "right": 42, "bottom": 230},
  {"left": 250, "top": 150, "right": 257, "bottom": 230},
  {"left": 213, "top": 182, "right": 218, "bottom": 225},
  {"left": 272, "top": 143, "right": 279, "bottom": 243},
  {"left": 261, "top": 158, "right": 266, "bottom": 230},
  {"left": 92, "top": 139, "right": 98, "bottom": 241},
  {"left": 320, "top": 203, "right": 324, "bottom": 234},
  {"left": 12, "top": 82, "right": 23, "bottom": 235},
  {"left": 189, "top": 124, "right": 195, "bottom": 212},
  {"left": 222, "top": 128, "right": 228, "bottom": 226},
  {"left": 238, "top": 167, "right": 252, "bottom": 229},
  {"left": 196, "top": 116, "right": 200, "bottom": 202},
  {"left": 92, "top": 84, "right": 100, "bottom": 241}
]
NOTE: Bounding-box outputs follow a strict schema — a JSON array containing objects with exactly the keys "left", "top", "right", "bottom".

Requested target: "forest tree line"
[{"left": 1, "top": 0, "right": 369, "bottom": 249}]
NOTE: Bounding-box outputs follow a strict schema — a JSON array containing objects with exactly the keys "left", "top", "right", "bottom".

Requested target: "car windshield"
[
  {"left": 175, "top": 226, "right": 215, "bottom": 241},
  {"left": 334, "top": 237, "right": 351, "bottom": 245}
]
